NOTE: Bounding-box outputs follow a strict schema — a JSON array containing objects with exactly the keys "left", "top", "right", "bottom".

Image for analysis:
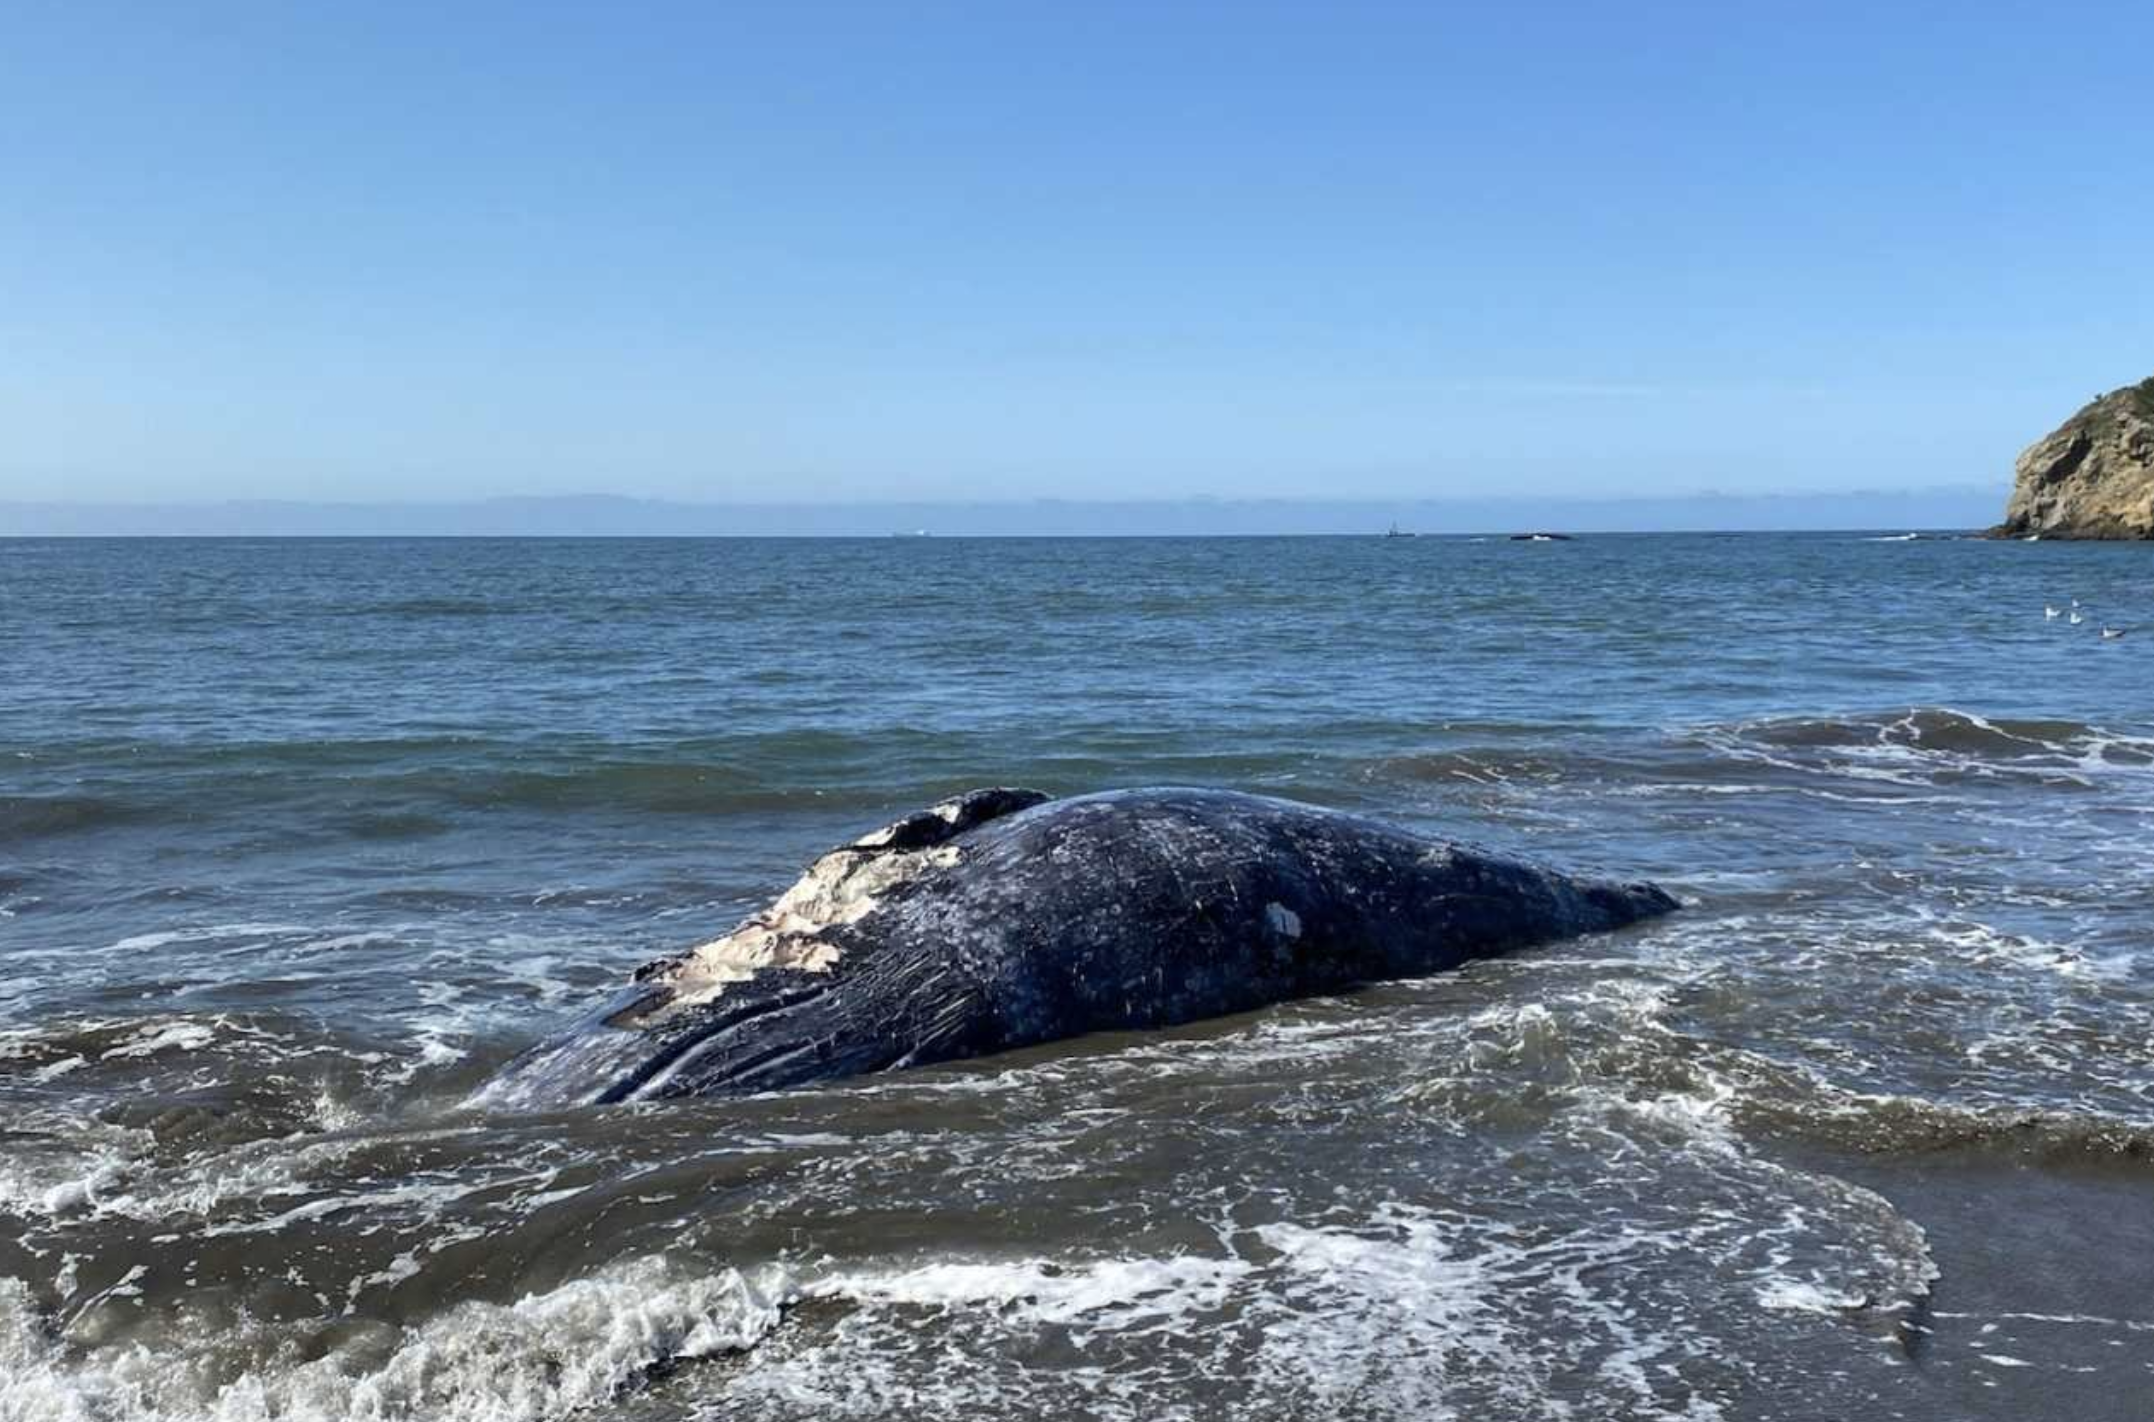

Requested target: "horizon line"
[
  {"left": 0, "top": 529, "right": 1995, "bottom": 541},
  {"left": 1, "top": 484, "right": 2006, "bottom": 512},
  {"left": 1, "top": 487, "right": 2012, "bottom": 539}
]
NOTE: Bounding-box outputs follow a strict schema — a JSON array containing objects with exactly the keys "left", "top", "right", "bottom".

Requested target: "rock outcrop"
[{"left": 1992, "top": 379, "right": 2154, "bottom": 539}]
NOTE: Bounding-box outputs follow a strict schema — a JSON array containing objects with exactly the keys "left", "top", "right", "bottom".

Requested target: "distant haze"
[{"left": 1, "top": 487, "right": 2004, "bottom": 537}]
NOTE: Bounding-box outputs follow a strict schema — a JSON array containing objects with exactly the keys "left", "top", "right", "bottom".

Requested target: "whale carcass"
[{"left": 475, "top": 787, "right": 1678, "bottom": 1109}]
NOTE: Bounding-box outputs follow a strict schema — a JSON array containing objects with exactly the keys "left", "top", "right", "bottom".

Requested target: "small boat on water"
[
  {"left": 1384, "top": 523, "right": 1416, "bottom": 538},
  {"left": 1510, "top": 532, "right": 1573, "bottom": 542}
]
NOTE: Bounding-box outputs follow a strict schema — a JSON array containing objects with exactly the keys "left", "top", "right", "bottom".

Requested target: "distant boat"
[
  {"left": 1384, "top": 523, "right": 1416, "bottom": 539},
  {"left": 1509, "top": 532, "right": 1573, "bottom": 542}
]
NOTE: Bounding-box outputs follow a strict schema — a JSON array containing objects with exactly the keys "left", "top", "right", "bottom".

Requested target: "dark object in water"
[{"left": 474, "top": 787, "right": 1678, "bottom": 1108}]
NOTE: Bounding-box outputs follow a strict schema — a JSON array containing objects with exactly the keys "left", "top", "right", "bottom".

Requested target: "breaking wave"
[{"left": 0, "top": 1258, "right": 787, "bottom": 1422}]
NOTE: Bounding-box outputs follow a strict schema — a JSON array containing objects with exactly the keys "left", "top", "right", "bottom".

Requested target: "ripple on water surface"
[{"left": 2, "top": 536, "right": 2151, "bottom": 1419}]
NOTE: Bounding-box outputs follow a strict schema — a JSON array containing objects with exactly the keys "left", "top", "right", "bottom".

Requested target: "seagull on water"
[
  {"left": 2046, "top": 605, "right": 2061, "bottom": 619},
  {"left": 2102, "top": 626, "right": 2127, "bottom": 640},
  {"left": 2070, "top": 609, "right": 2086, "bottom": 625}
]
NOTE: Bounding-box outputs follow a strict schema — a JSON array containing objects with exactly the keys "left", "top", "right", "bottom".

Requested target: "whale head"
[{"left": 466, "top": 787, "right": 1050, "bottom": 1111}]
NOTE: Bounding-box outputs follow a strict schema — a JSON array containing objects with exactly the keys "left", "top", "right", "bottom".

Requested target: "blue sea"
[{"left": 2, "top": 533, "right": 2151, "bottom": 1420}]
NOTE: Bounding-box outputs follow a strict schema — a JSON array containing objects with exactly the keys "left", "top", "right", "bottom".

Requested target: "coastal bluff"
[{"left": 1991, "top": 378, "right": 2154, "bottom": 539}]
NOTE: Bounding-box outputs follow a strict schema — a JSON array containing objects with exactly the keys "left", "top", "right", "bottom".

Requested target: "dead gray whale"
[{"left": 474, "top": 787, "right": 1678, "bottom": 1109}]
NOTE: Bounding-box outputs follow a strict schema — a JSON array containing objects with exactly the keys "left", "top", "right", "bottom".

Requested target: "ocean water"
[{"left": 2, "top": 533, "right": 2150, "bottom": 1422}]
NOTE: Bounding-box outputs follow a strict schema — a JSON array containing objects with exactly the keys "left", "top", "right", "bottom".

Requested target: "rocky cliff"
[{"left": 1992, "top": 379, "right": 2154, "bottom": 539}]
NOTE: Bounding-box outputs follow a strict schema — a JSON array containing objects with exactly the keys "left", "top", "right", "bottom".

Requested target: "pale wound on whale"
[
  {"left": 668, "top": 844, "right": 960, "bottom": 998},
  {"left": 656, "top": 787, "right": 1051, "bottom": 1005}
]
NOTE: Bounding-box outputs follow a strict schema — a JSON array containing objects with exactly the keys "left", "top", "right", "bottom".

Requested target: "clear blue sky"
[{"left": 3, "top": 1, "right": 2148, "bottom": 505}]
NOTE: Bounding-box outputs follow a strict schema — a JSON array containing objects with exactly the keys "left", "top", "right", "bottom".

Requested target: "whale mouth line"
[{"left": 594, "top": 975, "right": 840, "bottom": 1104}]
